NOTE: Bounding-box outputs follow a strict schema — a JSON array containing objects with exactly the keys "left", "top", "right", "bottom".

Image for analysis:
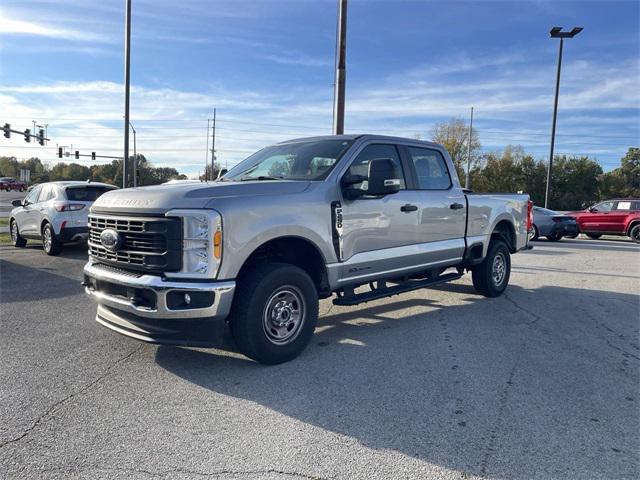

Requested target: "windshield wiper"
[{"left": 239, "top": 175, "right": 283, "bottom": 181}]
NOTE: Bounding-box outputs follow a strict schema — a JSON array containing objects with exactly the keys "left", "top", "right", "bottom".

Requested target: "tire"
[
  {"left": 42, "top": 223, "right": 62, "bottom": 256},
  {"left": 546, "top": 233, "right": 562, "bottom": 241},
  {"left": 630, "top": 224, "right": 640, "bottom": 244},
  {"left": 472, "top": 240, "right": 511, "bottom": 298},
  {"left": 586, "top": 233, "right": 602, "bottom": 240},
  {"left": 565, "top": 233, "right": 578, "bottom": 239},
  {"left": 5, "top": 187, "right": 10, "bottom": 192},
  {"left": 10, "top": 219, "right": 27, "bottom": 248},
  {"left": 528, "top": 225, "right": 539, "bottom": 241},
  {"left": 229, "top": 262, "right": 319, "bottom": 365}
]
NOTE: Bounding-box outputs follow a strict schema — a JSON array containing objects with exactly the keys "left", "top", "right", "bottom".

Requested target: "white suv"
[{"left": 9, "top": 181, "right": 117, "bottom": 255}]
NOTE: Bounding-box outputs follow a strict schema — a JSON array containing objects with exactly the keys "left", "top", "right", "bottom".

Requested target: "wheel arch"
[
  {"left": 491, "top": 219, "right": 517, "bottom": 253},
  {"left": 236, "top": 236, "right": 330, "bottom": 298},
  {"left": 626, "top": 219, "right": 640, "bottom": 236}
]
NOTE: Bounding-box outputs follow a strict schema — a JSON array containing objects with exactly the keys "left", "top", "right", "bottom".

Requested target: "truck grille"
[{"left": 88, "top": 214, "right": 182, "bottom": 273}]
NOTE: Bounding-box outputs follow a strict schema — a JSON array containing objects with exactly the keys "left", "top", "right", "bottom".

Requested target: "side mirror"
[
  {"left": 589, "top": 207, "right": 597, "bottom": 212},
  {"left": 11, "top": 199, "right": 23, "bottom": 207},
  {"left": 366, "top": 158, "right": 401, "bottom": 196}
]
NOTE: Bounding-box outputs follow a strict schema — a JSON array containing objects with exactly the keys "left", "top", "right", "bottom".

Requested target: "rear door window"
[
  {"left": 65, "top": 186, "right": 114, "bottom": 201},
  {"left": 407, "top": 147, "right": 452, "bottom": 190},
  {"left": 615, "top": 201, "right": 632, "bottom": 211}
]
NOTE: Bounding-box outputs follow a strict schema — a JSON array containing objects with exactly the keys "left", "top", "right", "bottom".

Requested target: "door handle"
[
  {"left": 450, "top": 202, "right": 464, "bottom": 210},
  {"left": 401, "top": 204, "right": 418, "bottom": 212}
]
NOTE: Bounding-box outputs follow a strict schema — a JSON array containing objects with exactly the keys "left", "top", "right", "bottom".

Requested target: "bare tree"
[{"left": 430, "top": 118, "right": 481, "bottom": 180}]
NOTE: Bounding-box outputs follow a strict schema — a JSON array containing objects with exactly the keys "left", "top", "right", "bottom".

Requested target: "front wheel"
[
  {"left": 42, "top": 223, "right": 62, "bottom": 256},
  {"left": 630, "top": 224, "right": 640, "bottom": 244},
  {"left": 528, "top": 225, "right": 539, "bottom": 241},
  {"left": 472, "top": 240, "right": 511, "bottom": 298},
  {"left": 229, "top": 262, "right": 318, "bottom": 365},
  {"left": 10, "top": 219, "right": 27, "bottom": 248}
]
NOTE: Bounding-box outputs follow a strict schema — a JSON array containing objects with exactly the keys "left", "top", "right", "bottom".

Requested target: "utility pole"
[
  {"left": 129, "top": 121, "right": 137, "bottom": 187},
  {"left": 205, "top": 118, "right": 210, "bottom": 180},
  {"left": 123, "top": 0, "right": 132, "bottom": 188},
  {"left": 545, "top": 26, "right": 582, "bottom": 208},
  {"left": 465, "top": 106, "right": 474, "bottom": 190},
  {"left": 332, "top": 0, "right": 347, "bottom": 135},
  {"left": 211, "top": 108, "right": 216, "bottom": 180}
]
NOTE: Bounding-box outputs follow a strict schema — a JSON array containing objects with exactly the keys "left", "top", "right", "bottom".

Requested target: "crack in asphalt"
[
  {"left": 43, "top": 465, "right": 330, "bottom": 479},
  {"left": 478, "top": 348, "right": 522, "bottom": 479},
  {"left": 0, "top": 343, "right": 145, "bottom": 451},
  {"left": 503, "top": 292, "right": 544, "bottom": 325}
]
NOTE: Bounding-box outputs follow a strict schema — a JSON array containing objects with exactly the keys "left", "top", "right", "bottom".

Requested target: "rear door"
[
  {"left": 401, "top": 145, "right": 466, "bottom": 263},
  {"left": 610, "top": 201, "right": 634, "bottom": 233}
]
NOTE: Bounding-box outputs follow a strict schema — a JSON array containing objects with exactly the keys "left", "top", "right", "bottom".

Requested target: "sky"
[{"left": 0, "top": 0, "right": 638, "bottom": 177}]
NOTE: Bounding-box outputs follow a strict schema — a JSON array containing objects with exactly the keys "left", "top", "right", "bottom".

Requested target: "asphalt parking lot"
[{"left": 1, "top": 238, "right": 639, "bottom": 479}]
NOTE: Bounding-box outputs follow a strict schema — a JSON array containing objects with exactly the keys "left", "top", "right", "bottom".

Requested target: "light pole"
[
  {"left": 465, "top": 106, "right": 474, "bottom": 190},
  {"left": 545, "top": 26, "right": 582, "bottom": 208},
  {"left": 123, "top": 0, "right": 132, "bottom": 188},
  {"left": 129, "top": 121, "right": 137, "bottom": 187},
  {"left": 332, "top": 0, "right": 347, "bottom": 135}
]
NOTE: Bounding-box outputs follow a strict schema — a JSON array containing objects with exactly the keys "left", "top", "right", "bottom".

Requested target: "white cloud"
[{"left": 0, "top": 16, "right": 109, "bottom": 42}]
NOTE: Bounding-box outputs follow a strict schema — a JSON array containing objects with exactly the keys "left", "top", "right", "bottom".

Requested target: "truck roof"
[{"left": 276, "top": 134, "right": 444, "bottom": 149}]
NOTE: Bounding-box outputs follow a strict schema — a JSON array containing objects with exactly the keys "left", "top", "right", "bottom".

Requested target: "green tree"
[{"left": 599, "top": 147, "right": 640, "bottom": 199}]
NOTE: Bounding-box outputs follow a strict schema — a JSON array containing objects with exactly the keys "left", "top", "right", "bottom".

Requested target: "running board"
[{"left": 333, "top": 272, "right": 463, "bottom": 306}]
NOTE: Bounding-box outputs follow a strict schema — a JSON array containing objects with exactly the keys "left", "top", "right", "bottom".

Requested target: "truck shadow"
[
  {"left": 0, "top": 244, "right": 88, "bottom": 303},
  {"left": 155, "top": 284, "right": 640, "bottom": 479}
]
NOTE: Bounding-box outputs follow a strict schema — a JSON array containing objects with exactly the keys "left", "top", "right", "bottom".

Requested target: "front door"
[
  {"left": 338, "top": 143, "right": 421, "bottom": 283},
  {"left": 16, "top": 186, "right": 41, "bottom": 235},
  {"left": 582, "top": 201, "right": 615, "bottom": 232}
]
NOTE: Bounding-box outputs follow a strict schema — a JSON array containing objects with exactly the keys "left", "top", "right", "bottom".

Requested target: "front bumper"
[{"left": 83, "top": 260, "right": 235, "bottom": 346}]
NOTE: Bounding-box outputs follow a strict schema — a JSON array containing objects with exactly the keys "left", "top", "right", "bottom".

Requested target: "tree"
[
  {"left": 430, "top": 118, "right": 481, "bottom": 181},
  {"left": 600, "top": 148, "right": 640, "bottom": 199},
  {"left": 198, "top": 162, "right": 222, "bottom": 182}
]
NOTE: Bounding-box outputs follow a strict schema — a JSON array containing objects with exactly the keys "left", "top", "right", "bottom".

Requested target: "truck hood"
[{"left": 91, "top": 180, "right": 312, "bottom": 215}]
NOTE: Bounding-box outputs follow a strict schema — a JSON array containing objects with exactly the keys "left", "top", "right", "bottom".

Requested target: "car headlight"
[{"left": 165, "top": 209, "right": 222, "bottom": 279}]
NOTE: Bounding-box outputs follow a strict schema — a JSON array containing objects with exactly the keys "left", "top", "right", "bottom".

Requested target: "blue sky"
[{"left": 1, "top": 0, "right": 638, "bottom": 176}]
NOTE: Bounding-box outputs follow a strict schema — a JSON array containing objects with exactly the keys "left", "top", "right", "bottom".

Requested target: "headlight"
[{"left": 165, "top": 209, "right": 222, "bottom": 279}]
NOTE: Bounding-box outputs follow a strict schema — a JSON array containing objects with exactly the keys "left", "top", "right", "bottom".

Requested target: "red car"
[
  {"left": 570, "top": 199, "right": 640, "bottom": 243},
  {"left": 0, "top": 177, "right": 27, "bottom": 192}
]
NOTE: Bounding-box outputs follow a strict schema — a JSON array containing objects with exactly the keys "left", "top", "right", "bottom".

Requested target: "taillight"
[
  {"left": 54, "top": 202, "right": 85, "bottom": 212},
  {"left": 527, "top": 200, "right": 533, "bottom": 231}
]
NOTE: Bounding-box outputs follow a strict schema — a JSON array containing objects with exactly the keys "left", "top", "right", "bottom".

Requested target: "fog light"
[{"left": 184, "top": 293, "right": 191, "bottom": 305}]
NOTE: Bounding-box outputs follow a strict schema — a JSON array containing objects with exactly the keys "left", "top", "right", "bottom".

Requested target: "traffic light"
[
  {"left": 24, "top": 129, "right": 31, "bottom": 143},
  {"left": 58, "top": 147, "right": 63, "bottom": 158},
  {"left": 91, "top": 152, "right": 96, "bottom": 160},
  {"left": 38, "top": 129, "right": 45, "bottom": 146},
  {"left": 3, "top": 123, "right": 9, "bottom": 138},
  {"left": 75, "top": 151, "right": 79, "bottom": 159}
]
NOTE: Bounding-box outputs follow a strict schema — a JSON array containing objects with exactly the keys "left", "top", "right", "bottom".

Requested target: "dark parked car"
[
  {"left": 0, "top": 177, "right": 27, "bottom": 192},
  {"left": 529, "top": 206, "right": 579, "bottom": 241},
  {"left": 569, "top": 199, "right": 640, "bottom": 243}
]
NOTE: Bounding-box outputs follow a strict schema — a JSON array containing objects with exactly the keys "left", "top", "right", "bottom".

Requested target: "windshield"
[{"left": 224, "top": 139, "right": 353, "bottom": 181}]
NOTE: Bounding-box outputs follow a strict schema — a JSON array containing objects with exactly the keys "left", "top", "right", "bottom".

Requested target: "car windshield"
[
  {"left": 65, "top": 186, "right": 114, "bottom": 201},
  {"left": 224, "top": 139, "right": 353, "bottom": 182}
]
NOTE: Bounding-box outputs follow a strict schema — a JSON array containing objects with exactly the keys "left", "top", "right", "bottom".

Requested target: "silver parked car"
[
  {"left": 529, "top": 206, "right": 578, "bottom": 241},
  {"left": 9, "top": 181, "right": 117, "bottom": 255}
]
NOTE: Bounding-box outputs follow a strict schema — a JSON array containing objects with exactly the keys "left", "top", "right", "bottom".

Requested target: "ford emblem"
[{"left": 100, "top": 228, "right": 121, "bottom": 252}]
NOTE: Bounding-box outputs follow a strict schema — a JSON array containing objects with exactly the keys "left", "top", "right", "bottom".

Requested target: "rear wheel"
[
  {"left": 546, "top": 233, "right": 562, "bottom": 241},
  {"left": 630, "top": 224, "right": 640, "bottom": 244},
  {"left": 10, "top": 219, "right": 27, "bottom": 248},
  {"left": 472, "top": 240, "right": 511, "bottom": 298},
  {"left": 586, "top": 233, "right": 602, "bottom": 240},
  {"left": 42, "top": 223, "right": 62, "bottom": 256},
  {"left": 229, "top": 262, "right": 318, "bottom": 365}
]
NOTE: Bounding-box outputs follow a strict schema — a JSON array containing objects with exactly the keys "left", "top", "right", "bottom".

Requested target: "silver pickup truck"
[{"left": 83, "top": 135, "right": 532, "bottom": 364}]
